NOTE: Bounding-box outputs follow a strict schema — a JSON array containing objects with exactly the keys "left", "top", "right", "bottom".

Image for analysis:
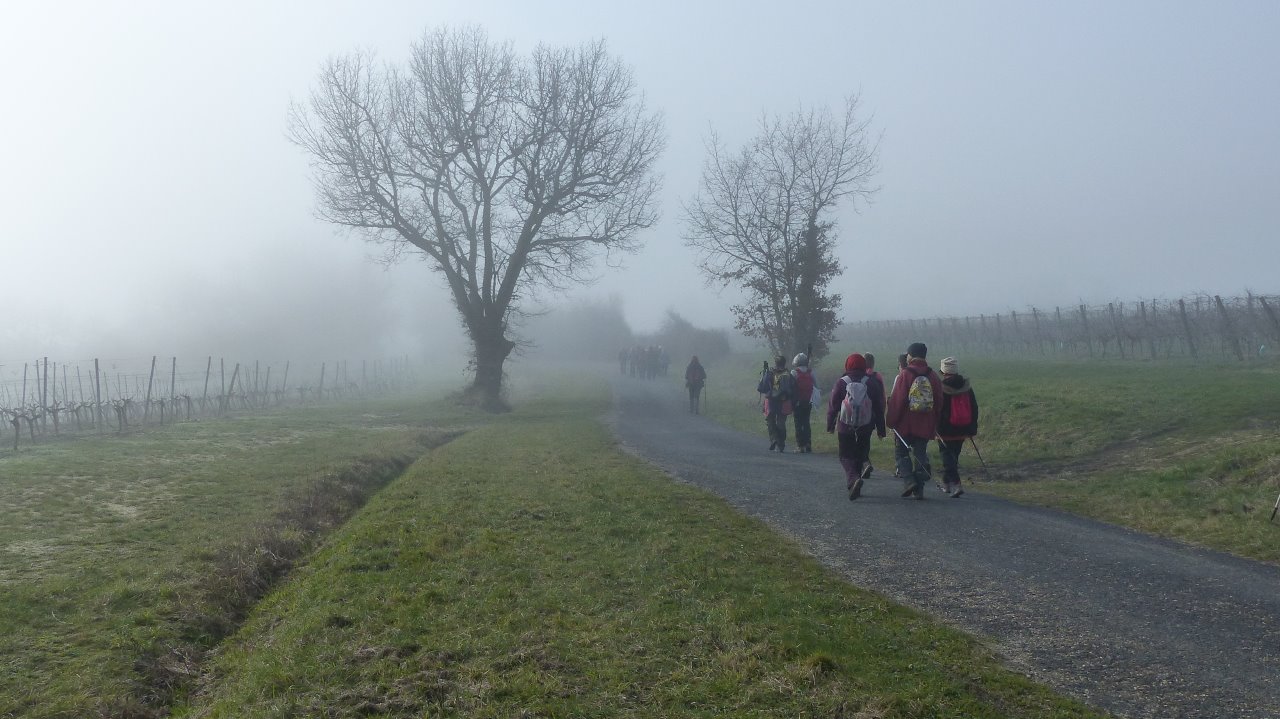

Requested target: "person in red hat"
[{"left": 826, "top": 353, "right": 886, "bottom": 500}]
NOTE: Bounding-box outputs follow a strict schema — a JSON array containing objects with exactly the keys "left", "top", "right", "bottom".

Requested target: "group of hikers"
[
  {"left": 619, "top": 345, "right": 670, "bottom": 379},
  {"left": 755, "top": 342, "right": 979, "bottom": 501}
]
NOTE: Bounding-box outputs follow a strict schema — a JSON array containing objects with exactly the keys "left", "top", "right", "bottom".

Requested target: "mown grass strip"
[
  {"left": 0, "top": 398, "right": 475, "bottom": 718},
  {"left": 180, "top": 381, "right": 1103, "bottom": 718}
]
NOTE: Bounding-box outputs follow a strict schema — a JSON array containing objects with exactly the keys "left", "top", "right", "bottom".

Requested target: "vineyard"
[
  {"left": 0, "top": 355, "right": 416, "bottom": 450},
  {"left": 841, "top": 291, "right": 1280, "bottom": 362}
]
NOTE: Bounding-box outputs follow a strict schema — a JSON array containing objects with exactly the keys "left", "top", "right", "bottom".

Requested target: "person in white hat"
[{"left": 937, "top": 356, "right": 979, "bottom": 497}]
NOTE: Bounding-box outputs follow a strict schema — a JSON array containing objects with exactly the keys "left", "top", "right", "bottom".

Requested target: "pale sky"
[{"left": 1, "top": 0, "right": 1276, "bottom": 365}]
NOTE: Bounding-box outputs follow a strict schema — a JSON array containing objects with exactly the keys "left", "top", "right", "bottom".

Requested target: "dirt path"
[{"left": 610, "top": 376, "right": 1280, "bottom": 719}]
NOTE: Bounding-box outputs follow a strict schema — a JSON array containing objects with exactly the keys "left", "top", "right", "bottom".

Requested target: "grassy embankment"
[
  {"left": 2, "top": 373, "right": 1104, "bottom": 718},
  {"left": 699, "top": 352, "right": 1280, "bottom": 563}
]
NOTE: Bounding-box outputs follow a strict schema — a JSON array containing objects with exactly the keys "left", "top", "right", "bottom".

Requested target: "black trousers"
[{"left": 792, "top": 402, "right": 812, "bottom": 449}]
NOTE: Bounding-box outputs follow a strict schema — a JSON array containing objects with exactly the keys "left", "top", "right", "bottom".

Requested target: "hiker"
[
  {"left": 862, "top": 352, "right": 885, "bottom": 477},
  {"left": 618, "top": 348, "right": 629, "bottom": 375},
  {"left": 886, "top": 342, "right": 943, "bottom": 499},
  {"left": 937, "top": 356, "right": 979, "bottom": 498},
  {"left": 889, "top": 353, "right": 909, "bottom": 478},
  {"left": 685, "top": 356, "right": 707, "bottom": 414},
  {"left": 826, "top": 353, "right": 886, "bottom": 500},
  {"left": 757, "top": 355, "right": 794, "bottom": 452},
  {"left": 791, "top": 353, "right": 819, "bottom": 453}
]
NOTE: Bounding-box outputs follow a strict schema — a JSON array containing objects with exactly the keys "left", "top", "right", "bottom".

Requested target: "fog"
[{"left": 2, "top": 1, "right": 1276, "bottom": 369}]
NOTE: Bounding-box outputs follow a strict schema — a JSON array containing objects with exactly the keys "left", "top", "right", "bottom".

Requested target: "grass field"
[
  {"left": 697, "top": 352, "right": 1280, "bottom": 564},
  {"left": 1, "top": 374, "right": 1106, "bottom": 718}
]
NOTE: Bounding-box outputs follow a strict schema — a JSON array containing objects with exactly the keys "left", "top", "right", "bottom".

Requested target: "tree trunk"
[{"left": 468, "top": 327, "right": 516, "bottom": 412}]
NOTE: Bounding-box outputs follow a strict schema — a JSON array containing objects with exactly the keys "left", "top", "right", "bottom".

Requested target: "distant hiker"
[
  {"left": 757, "top": 355, "right": 794, "bottom": 452},
  {"left": 685, "top": 356, "right": 707, "bottom": 414},
  {"left": 618, "top": 348, "right": 629, "bottom": 375},
  {"left": 889, "top": 353, "right": 909, "bottom": 397},
  {"left": 937, "top": 356, "right": 979, "bottom": 498},
  {"left": 791, "top": 353, "right": 819, "bottom": 453},
  {"left": 827, "top": 353, "right": 886, "bottom": 500},
  {"left": 886, "top": 342, "right": 943, "bottom": 499}
]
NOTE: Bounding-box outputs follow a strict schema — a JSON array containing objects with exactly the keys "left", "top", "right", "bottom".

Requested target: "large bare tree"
[
  {"left": 683, "top": 97, "right": 878, "bottom": 362},
  {"left": 289, "top": 27, "right": 663, "bottom": 409}
]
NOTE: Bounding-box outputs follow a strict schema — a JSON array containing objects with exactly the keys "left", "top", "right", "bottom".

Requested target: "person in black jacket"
[
  {"left": 685, "top": 356, "right": 707, "bottom": 414},
  {"left": 936, "top": 356, "right": 979, "bottom": 498}
]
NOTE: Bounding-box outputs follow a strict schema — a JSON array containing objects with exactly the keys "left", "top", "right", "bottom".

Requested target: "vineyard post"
[
  {"left": 1140, "top": 301, "right": 1158, "bottom": 360},
  {"left": 1108, "top": 303, "right": 1126, "bottom": 360},
  {"left": 220, "top": 358, "right": 226, "bottom": 414},
  {"left": 143, "top": 356, "right": 156, "bottom": 426},
  {"left": 42, "top": 357, "right": 49, "bottom": 430},
  {"left": 318, "top": 362, "right": 326, "bottom": 400},
  {"left": 1079, "top": 305, "right": 1094, "bottom": 357},
  {"left": 1178, "top": 299, "right": 1198, "bottom": 358},
  {"left": 995, "top": 313, "right": 1004, "bottom": 355},
  {"left": 362, "top": 360, "right": 367, "bottom": 391},
  {"left": 170, "top": 357, "right": 177, "bottom": 409},
  {"left": 281, "top": 361, "right": 290, "bottom": 395},
  {"left": 1215, "top": 295, "right": 1245, "bottom": 361},
  {"left": 94, "top": 359, "right": 103, "bottom": 433},
  {"left": 262, "top": 366, "right": 271, "bottom": 408},
  {"left": 1031, "top": 307, "right": 1045, "bottom": 354},
  {"left": 1258, "top": 296, "right": 1280, "bottom": 343},
  {"left": 226, "top": 363, "right": 240, "bottom": 413},
  {"left": 202, "top": 356, "right": 212, "bottom": 413}
]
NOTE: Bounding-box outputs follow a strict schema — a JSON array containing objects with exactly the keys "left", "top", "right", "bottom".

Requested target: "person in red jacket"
[
  {"left": 886, "top": 342, "right": 943, "bottom": 499},
  {"left": 937, "top": 356, "right": 979, "bottom": 497}
]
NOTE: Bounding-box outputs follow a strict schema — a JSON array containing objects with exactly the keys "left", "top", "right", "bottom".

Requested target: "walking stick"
[
  {"left": 1270, "top": 490, "right": 1279, "bottom": 522},
  {"left": 969, "top": 436, "right": 992, "bottom": 482},
  {"left": 892, "top": 429, "right": 926, "bottom": 486},
  {"left": 702, "top": 384, "right": 707, "bottom": 415}
]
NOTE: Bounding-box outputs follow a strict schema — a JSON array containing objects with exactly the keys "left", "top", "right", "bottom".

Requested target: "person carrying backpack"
[
  {"left": 791, "top": 353, "right": 819, "bottom": 453},
  {"left": 685, "top": 356, "right": 707, "bottom": 414},
  {"left": 757, "top": 355, "right": 795, "bottom": 452},
  {"left": 826, "top": 353, "right": 886, "bottom": 500},
  {"left": 937, "top": 356, "right": 979, "bottom": 498},
  {"left": 886, "top": 342, "right": 943, "bottom": 499}
]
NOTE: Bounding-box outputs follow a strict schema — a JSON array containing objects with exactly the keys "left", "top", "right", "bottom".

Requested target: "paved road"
[{"left": 610, "top": 376, "right": 1280, "bottom": 719}]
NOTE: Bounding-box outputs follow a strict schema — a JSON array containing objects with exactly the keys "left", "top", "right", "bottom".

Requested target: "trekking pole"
[
  {"left": 969, "top": 437, "right": 992, "bottom": 482},
  {"left": 892, "top": 428, "right": 923, "bottom": 483},
  {"left": 1270, "top": 490, "right": 1280, "bottom": 522}
]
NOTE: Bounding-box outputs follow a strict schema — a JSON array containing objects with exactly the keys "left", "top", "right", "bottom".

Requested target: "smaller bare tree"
[{"left": 684, "top": 97, "right": 878, "bottom": 361}]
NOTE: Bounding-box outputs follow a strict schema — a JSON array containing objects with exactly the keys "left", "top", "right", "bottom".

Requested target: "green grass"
[
  {"left": 697, "top": 352, "right": 1280, "bottom": 564},
  {"left": 0, "top": 397, "right": 481, "bottom": 718},
  {"left": 176, "top": 378, "right": 1102, "bottom": 718}
]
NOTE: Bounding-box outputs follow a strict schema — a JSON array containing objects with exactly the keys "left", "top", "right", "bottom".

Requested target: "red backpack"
[
  {"left": 793, "top": 369, "right": 815, "bottom": 402},
  {"left": 948, "top": 392, "right": 974, "bottom": 427}
]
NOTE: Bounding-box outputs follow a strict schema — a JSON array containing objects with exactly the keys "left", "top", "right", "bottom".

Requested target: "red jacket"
[{"left": 886, "top": 359, "right": 943, "bottom": 440}]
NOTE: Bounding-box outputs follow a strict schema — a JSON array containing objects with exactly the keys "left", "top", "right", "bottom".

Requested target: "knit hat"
[
  {"left": 793, "top": 352, "right": 809, "bottom": 367},
  {"left": 940, "top": 356, "right": 959, "bottom": 375},
  {"left": 845, "top": 353, "right": 867, "bottom": 372},
  {"left": 906, "top": 342, "right": 927, "bottom": 359}
]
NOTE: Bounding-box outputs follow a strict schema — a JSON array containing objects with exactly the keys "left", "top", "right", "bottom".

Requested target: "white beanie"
[
  {"left": 793, "top": 352, "right": 809, "bottom": 367},
  {"left": 941, "top": 356, "right": 959, "bottom": 375}
]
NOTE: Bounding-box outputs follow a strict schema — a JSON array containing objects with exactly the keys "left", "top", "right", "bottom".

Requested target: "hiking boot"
[
  {"left": 769, "top": 440, "right": 777, "bottom": 451},
  {"left": 951, "top": 488, "right": 965, "bottom": 498},
  {"left": 849, "top": 478, "right": 864, "bottom": 500},
  {"left": 779, "top": 443, "right": 786, "bottom": 453},
  {"left": 861, "top": 464, "right": 873, "bottom": 479},
  {"left": 900, "top": 486, "right": 916, "bottom": 498},
  {"left": 913, "top": 488, "right": 925, "bottom": 500}
]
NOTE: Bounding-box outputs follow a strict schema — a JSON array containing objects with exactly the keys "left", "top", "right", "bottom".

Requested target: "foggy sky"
[{"left": 2, "top": 0, "right": 1276, "bottom": 367}]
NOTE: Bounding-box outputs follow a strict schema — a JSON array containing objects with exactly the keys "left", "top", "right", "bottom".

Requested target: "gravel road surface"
[{"left": 610, "top": 376, "right": 1280, "bottom": 718}]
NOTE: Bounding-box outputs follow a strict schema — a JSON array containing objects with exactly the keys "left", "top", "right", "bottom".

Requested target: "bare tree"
[
  {"left": 289, "top": 26, "right": 664, "bottom": 409},
  {"left": 683, "top": 97, "right": 878, "bottom": 361}
]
